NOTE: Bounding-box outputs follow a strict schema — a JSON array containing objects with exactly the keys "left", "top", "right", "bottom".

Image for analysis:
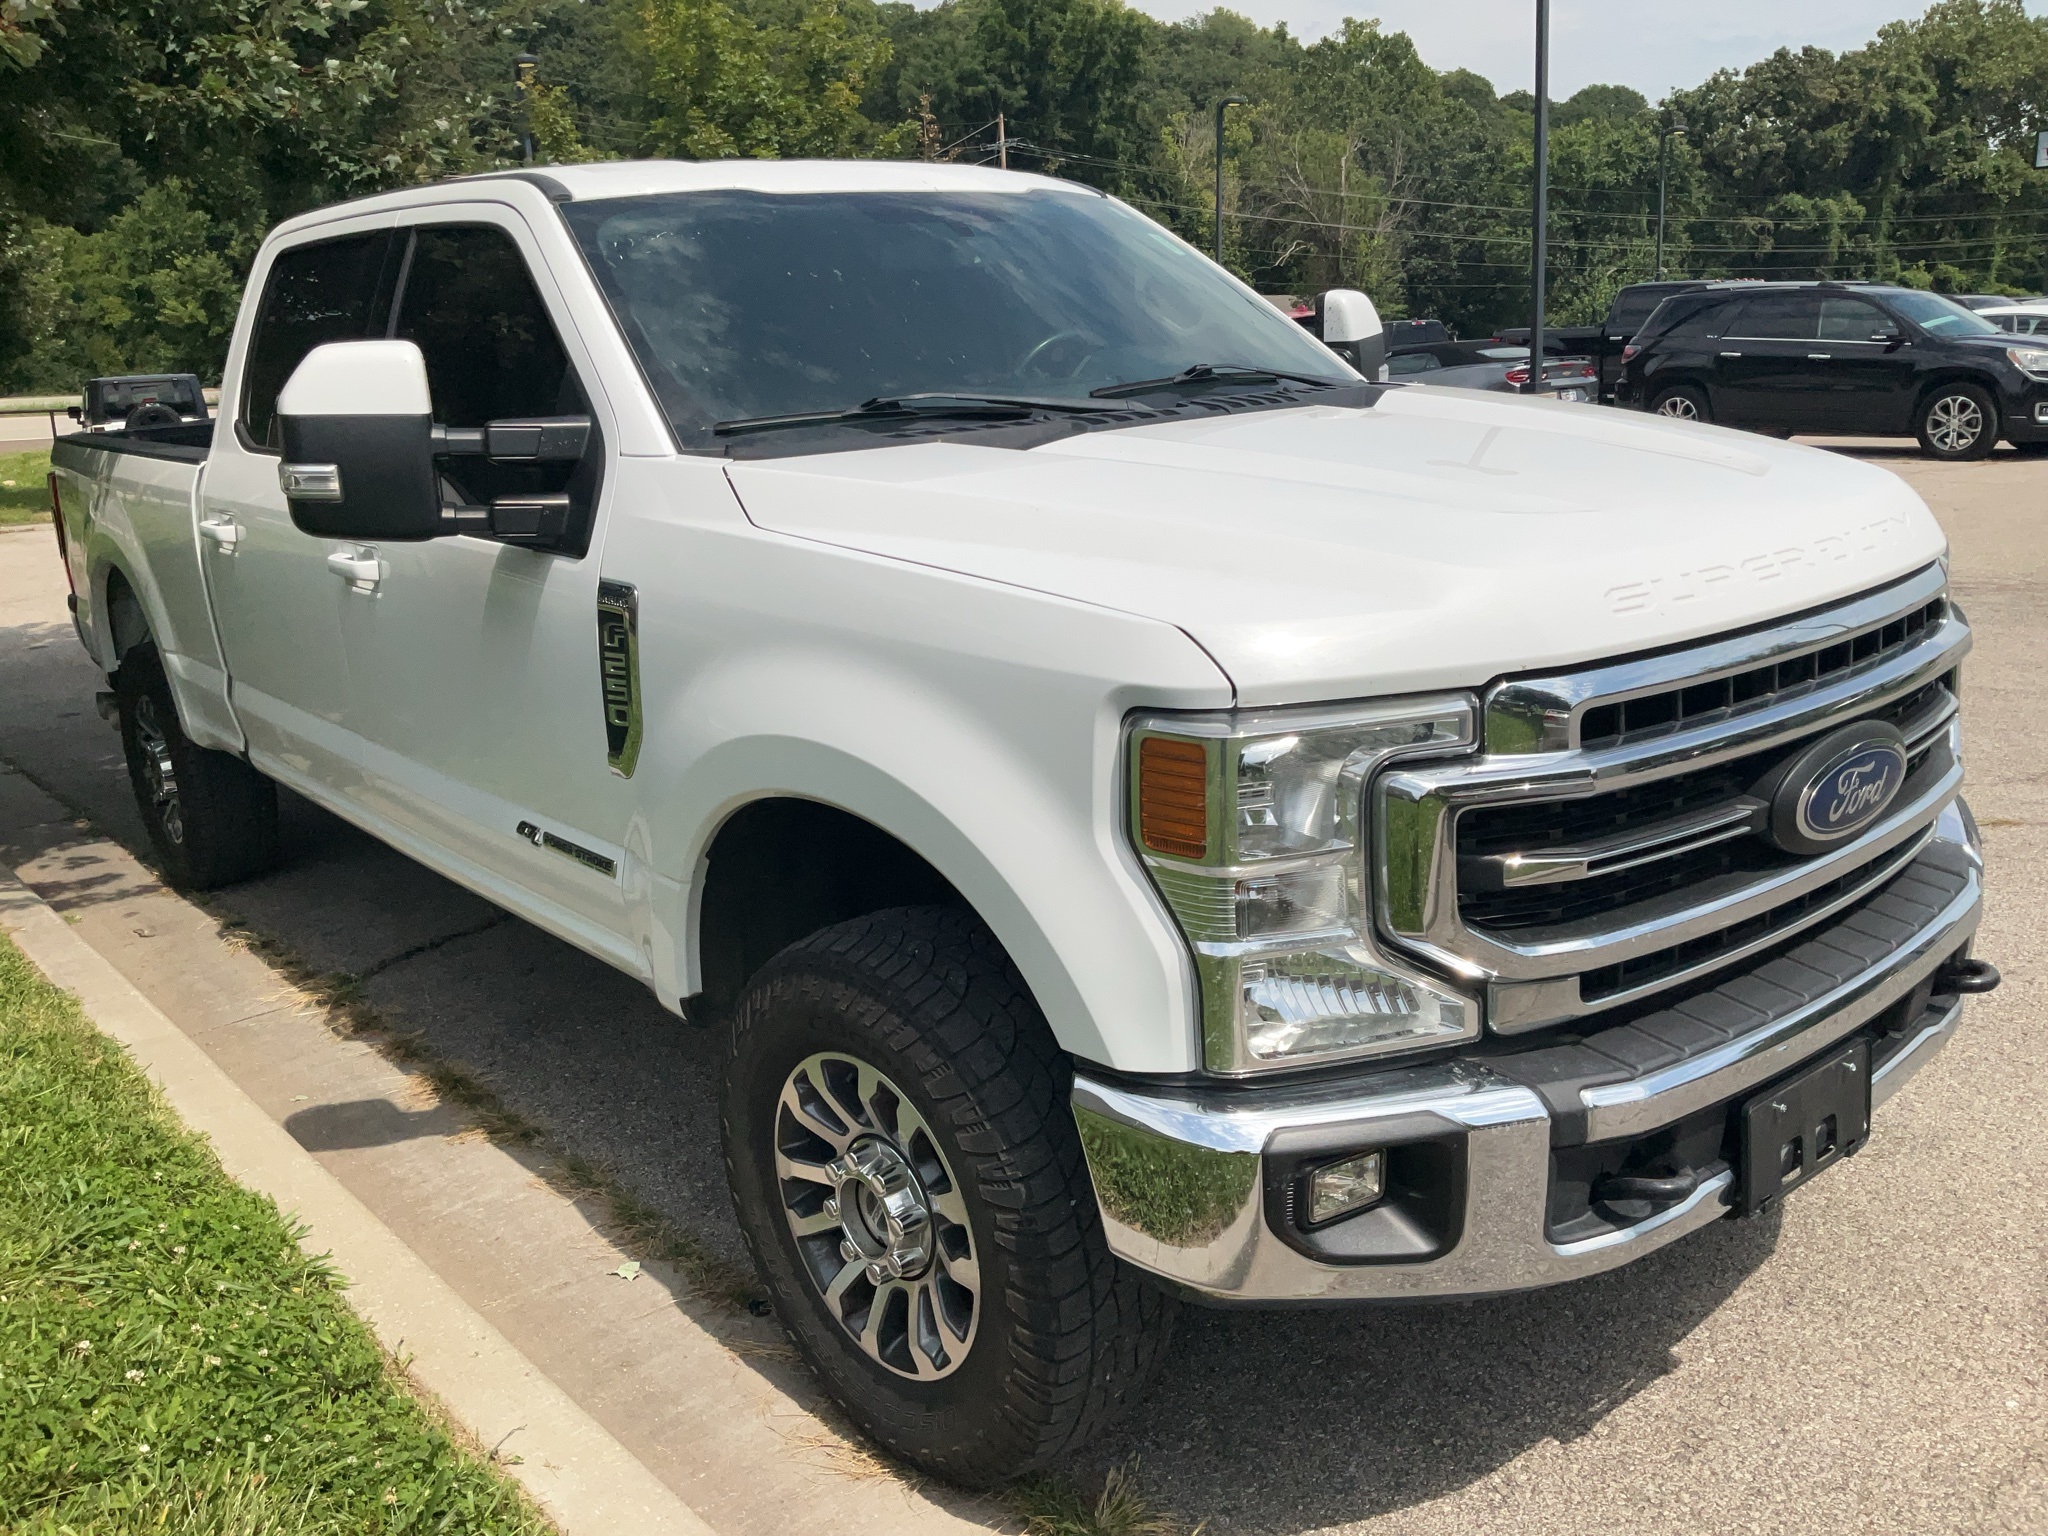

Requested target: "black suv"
[{"left": 1615, "top": 281, "right": 2048, "bottom": 459}]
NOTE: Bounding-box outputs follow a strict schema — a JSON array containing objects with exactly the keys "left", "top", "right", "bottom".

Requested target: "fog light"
[{"left": 1306, "top": 1150, "right": 1385, "bottom": 1226}]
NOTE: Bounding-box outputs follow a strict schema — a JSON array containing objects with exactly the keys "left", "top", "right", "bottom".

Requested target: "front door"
[
  {"left": 1808, "top": 295, "right": 1919, "bottom": 434},
  {"left": 1708, "top": 291, "right": 1831, "bottom": 432},
  {"left": 328, "top": 214, "right": 639, "bottom": 965}
]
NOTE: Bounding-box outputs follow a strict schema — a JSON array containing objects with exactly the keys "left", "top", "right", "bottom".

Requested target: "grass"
[
  {"left": 1012, "top": 1460, "right": 1198, "bottom": 1536},
  {"left": 0, "top": 448, "right": 53, "bottom": 524},
  {"left": 0, "top": 935, "right": 555, "bottom": 1535}
]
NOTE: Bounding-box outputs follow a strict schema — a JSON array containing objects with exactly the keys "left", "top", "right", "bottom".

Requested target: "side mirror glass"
[
  {"left": 277, "top": 340, "right": 441, "bottom": 540},
  {"left": 1316, "top": 289, "right": 1387, "bottom": 382},
  {"left": 65, "top": 405, "right": 82, "bottom": 422}
]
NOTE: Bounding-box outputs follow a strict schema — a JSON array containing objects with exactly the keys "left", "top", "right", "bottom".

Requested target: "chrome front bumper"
[{"left": 1073, "top": 808, "right": 1982, "bottom": 1304}]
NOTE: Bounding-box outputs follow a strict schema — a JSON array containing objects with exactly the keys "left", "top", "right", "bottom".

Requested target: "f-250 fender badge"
[{"left": 596, "top": 579, "right": 643, "bottom": 778}]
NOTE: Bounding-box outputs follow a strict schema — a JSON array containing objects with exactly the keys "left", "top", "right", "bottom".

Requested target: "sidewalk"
[{"left": 0, "top": 764, "right": 1009, "bottom": 1536}]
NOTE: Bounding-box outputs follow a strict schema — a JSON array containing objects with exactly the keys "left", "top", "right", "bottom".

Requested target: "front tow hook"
[
  {"left": 1938, "top": 957, "right": 2002, "bottom": 995},
  {"left": 1592, "top": 1166, "right": 1701, "bottom": 1210}
]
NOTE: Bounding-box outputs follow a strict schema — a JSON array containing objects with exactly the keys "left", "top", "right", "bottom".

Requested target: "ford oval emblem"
[
  {"left": 1759, "top": 722, "right": 1910, "bottom": 857},
  {"left": 1796, "top": 743, "right": 1906, "bottom": 841}
]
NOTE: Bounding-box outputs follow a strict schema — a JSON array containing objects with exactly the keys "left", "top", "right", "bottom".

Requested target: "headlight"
[
  {"left": 1129, "top": 697, "right": 1481, "bottom": 1074},
  {"left": 2007, "top": 346, "right": 2048, "bottom": 380}
]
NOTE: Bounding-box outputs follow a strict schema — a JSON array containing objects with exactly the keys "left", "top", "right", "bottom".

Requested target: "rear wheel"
[
  {"left": 116, "top": 644, "right": 279, "bottom": 889},
  {"left": 722, "top": 906, "right": 1174, "bottom": 1487},
  {"left": 1916, "top": 383, "right": 1997, "bottom": 460},
  {"left": 1649, "top": 384, "right": 1711, "bottom": 423}
]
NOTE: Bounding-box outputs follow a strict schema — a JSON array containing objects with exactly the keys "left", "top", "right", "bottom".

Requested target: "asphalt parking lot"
[{"left": 0, "top": 437, "right": 2040, "bottom": 1535}]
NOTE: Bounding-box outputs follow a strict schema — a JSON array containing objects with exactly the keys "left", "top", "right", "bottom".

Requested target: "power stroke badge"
[
  {"left": 596, "top": 580, "right": 643, "bottom": 778},
  {"left": 1758, "top": 720, "right": 1909, "bottom": 856}
]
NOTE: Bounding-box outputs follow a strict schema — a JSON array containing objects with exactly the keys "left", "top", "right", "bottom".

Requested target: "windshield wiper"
[
  {"left": 1088, "top": 363, "right": 1349, "bottom": 400},
  {"left": 714, "top": 392, "right": 1101, "bottom": 436}
]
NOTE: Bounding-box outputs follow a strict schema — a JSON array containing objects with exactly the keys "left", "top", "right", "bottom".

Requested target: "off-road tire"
[
  {"left": 1916, "top": 382, "right": 1998, "bottom": 461},
  {"left": 115, "top": 643, "right": 279, "bottom": 889},
  {"left": 1649, "top": 384, "right": 1711, "bottom": 424},
  {"left": 722, "top": 905, "right": 1176, "bottom": 1487}
]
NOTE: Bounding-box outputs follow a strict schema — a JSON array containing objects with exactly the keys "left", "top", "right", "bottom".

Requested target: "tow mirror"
[
  {"left": 1315, "top": 289, "right": 1387, "bottom": 381},
  {"left": 65, "top": 405, "right": 82, "bottom": 422},
  {"left": 278, "top": 340, "right": 441, "bottom": 540},
  {"left": 277, "top": 340, "right": 593, "bottom": 544}
]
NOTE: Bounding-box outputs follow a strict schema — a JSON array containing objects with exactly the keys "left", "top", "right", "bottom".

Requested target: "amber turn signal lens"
[{"left": 1138, "top": 736, "right": 1209, "bottom": 859}]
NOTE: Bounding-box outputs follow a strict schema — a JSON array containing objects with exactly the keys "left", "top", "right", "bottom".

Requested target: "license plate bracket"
[{"left": 1738, "top": 1038, "right": 1871, "bottom": 1214}]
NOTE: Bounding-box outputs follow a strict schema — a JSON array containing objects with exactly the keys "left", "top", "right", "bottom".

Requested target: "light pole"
[
  {"left": 1655, "top": 116, "right": 1687, "bottom": 281},
  {"left": 1525, "top": 1, "right": 1549, "bottom": 394},
  {"left": 1214, "top": 96, "right": 1246, "bottom": 267},
  {"left": 513, "top": 53, "right": 539, "bottom": 166}
]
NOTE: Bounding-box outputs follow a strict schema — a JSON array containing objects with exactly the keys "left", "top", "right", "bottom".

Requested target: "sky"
[{"left": 1118, "top": 1, "right": 2048, "bottom": 100}]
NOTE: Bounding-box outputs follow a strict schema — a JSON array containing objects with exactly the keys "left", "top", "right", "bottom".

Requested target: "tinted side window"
[
  {"left": 241, "top": 233, "right": 396, "bottom": 449},
  {"left": 1610, "top": 291, "right": 1666, "bottom": 332},
  {"left": 1818, "top": 298, "right": 1887, "bottom": 342},
  {"left": 392, "top": 226, "right": 579, "bottom": 428},
  {"left": 1725, "top": 293, "right": 1820, "bottom": 340}
]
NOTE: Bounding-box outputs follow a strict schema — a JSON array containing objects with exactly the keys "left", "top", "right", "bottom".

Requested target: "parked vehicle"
[
  {"left": 1388, "top": 340, "right": 1598, "bottom": 401},
  {"left": 1951, "top": 293, "right": 2043, "bottom": 312},
  {"left": 1977, "top": 302, "right": 2048, "bottom": 336},
  {"left": 66, "top": 374, "right": 210, "bottom": 433},
  {"left": 49, "top": 163, "right": 1993, "bottom": 1487},
  {"left": 1617, "top": 280, "right": 2048, "bottom": 459},
  {"left": 1492, "top": 279, "right": 1726, "bottom": 401}
]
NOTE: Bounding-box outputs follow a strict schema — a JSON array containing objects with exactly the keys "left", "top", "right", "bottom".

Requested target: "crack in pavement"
[{"left": 352, "top": 911, "right": 512, "bottom": 984}]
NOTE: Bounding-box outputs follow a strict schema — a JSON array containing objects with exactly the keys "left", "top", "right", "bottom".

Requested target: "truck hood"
[{"left": 724, "top": 387, "right": 1946, "bottom": 705}]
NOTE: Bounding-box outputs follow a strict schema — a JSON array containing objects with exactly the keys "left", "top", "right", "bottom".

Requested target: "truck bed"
[{"left": 50, "top": 421, "right": 214, "bottom": 469}]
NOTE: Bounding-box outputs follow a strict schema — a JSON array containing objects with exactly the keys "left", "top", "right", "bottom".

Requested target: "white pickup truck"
[{"left": 50, "top": 161, "right": 1996, "bottom": 1486}]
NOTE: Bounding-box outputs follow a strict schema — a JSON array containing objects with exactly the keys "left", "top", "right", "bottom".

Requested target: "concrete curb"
[{"left": 0, "top": 866, "right": 716, "bottom": 1536}]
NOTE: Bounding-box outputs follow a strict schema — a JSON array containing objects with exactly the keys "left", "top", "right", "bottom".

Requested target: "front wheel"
[
  {"left": 115, "top": 644, "right": 280, "bottom": 889},
  {"left": 1649, "top": 384, "right": 1711, "bottom": 423},
  {"left": 1916, "top": 383, "right": 1997, "bottom": 460},
  {"left": 722, "top": 906, "right": 1174, "bottom": 1487}
]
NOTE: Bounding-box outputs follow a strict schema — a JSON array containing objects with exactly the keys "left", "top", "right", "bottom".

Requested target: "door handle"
[
  {"left": 326, "top": 548, "right": 382, "bottom": 592},
  {"left": 1719, "top": 351, "right": 1742, "bottom": 358},
  {"left": 198, "top": 518, "right": 240, "bottom": 550},
  {"left": 1807, "top": 353, "right": 1833, "bottom": 360}
]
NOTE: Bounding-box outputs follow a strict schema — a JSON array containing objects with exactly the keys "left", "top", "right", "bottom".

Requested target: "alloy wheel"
[
  {"left": 1927, "top": 394, "right": 1985, "bottom": 453},
  {"left": 133, "top": 696, "right": 184, "bottom": 844},
  {"left": 773, "top": 1051, "right": 979, "bottom": 1380},
  {"left": 1655, "top": 394, "right": 1700, "bottom": 421}
]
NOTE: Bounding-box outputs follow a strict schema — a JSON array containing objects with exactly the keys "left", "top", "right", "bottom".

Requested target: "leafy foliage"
[{"left": 4, "top": 0, "right": 2048, "bottom": 388}]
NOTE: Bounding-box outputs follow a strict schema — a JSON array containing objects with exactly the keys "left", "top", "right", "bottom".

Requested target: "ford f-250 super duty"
[{"left": 48, "top": 161, "right": 1997, "bottom": 1487}]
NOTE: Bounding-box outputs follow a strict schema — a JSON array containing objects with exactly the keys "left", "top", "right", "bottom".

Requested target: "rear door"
[
  {"left": 1709, "top": 292, "right": 1829, "bottom": 430},
  {"left": 202, "top": 223, "right": 400, "bottom": 780},
  {"left": 1809, "top": 295, "right": 1919, "bottom": 433}
]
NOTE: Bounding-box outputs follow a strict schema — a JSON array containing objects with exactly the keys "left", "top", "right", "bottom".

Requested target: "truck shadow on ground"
[{"left": 24, "top": 761, "right": 1784, "bottom": 1533}]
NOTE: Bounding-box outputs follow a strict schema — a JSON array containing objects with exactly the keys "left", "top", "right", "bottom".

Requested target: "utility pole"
[
  {"left": 513, "top": 53, "right": 539, "bottom": 166},
  {"left": 1655, "top": 116, "right": 1687, "bottom": 281},
  {"left": 996, "top": 113, "right": 1008, "bottom": 170},
  {"left": 1214, "top": 96, "right": 1246, "bottom": 267},
  {"left": 1524, "top": 2, "right": 1548, "bottom": 395}
]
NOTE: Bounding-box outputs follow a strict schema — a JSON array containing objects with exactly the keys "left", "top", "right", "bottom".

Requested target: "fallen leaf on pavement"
[{"left": 611, "top": 1261, "right": 641, "bottom": 1282}]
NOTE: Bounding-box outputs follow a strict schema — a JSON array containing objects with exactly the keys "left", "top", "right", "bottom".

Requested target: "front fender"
[{"left": 617, "top": 544, "right": 1232, "bottom": 1074}]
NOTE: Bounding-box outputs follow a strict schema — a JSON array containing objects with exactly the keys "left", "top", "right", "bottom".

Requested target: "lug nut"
[
  {"left": 822, "top": 1196, "right": 840, "bottom": 1220},
  {"left": 840, "top": 1239, "right": 861, "bottom": 1264}
]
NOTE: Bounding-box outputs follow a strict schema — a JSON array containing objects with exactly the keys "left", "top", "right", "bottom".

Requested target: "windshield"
[
  {"left": 563, "top": 189, "right": 1355, "bottom": 444},
  {"left": 1887, "top": 291, "right": 2001, "bottom": 337}
]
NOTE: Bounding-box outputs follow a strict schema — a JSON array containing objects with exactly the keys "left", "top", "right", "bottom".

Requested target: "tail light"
[
  {"left": 1504, "top": 365, "right": 1530, "bottom": 386},
  {"left": 1621, "top": 344, "right": 1640, "bottom": 363},
  {"left": 1572, "top": 363, "right": 1596, "bottom": 379},
  {"left": 47, "top": 472, "right": 77, "bottom": 596}
]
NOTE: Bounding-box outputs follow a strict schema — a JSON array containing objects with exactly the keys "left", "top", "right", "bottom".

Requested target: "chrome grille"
[{"left": 1374, "top": 564, "right": 1969, "bottom": 1038}]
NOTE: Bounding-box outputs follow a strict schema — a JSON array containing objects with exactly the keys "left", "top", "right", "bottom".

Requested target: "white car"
[
  {"left": 1976, "top": 301, "right": 2048, "bottom": 335},
  {"left": 48, "top": 160, "right": 1992, "bottom": 1487}
]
